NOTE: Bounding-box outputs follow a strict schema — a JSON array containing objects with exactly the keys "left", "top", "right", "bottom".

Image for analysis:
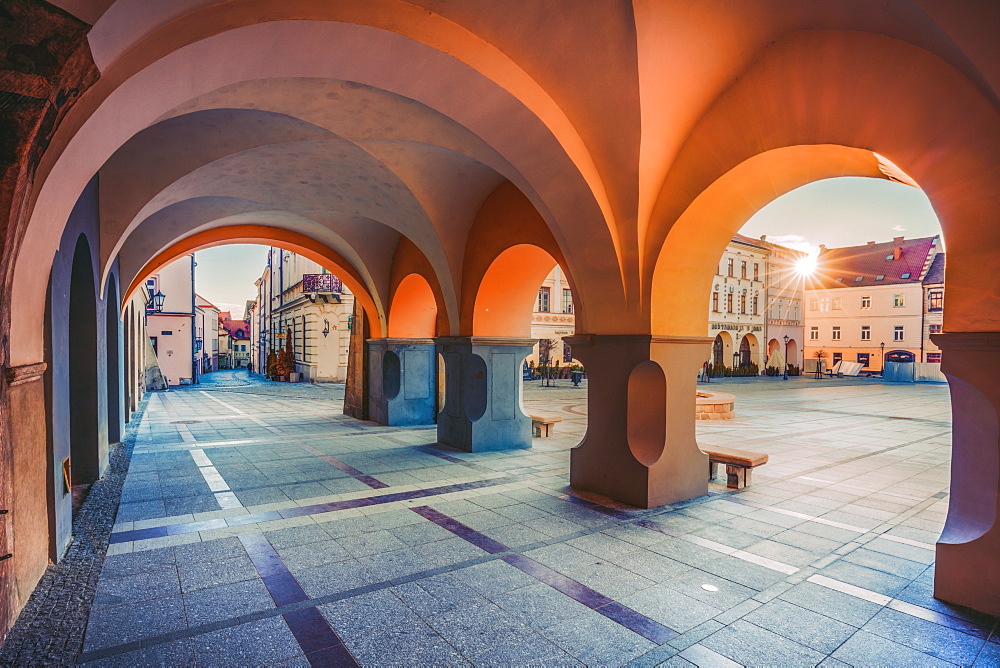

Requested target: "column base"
[
  {"left": 566, "top": 335, "right": 709, "bottom": 509},
  {"left": 436, "top": 337, "right": 533, "bottom": 452},
  {"left": 367, "top": 339, "right": 436, "bottom": 426}
]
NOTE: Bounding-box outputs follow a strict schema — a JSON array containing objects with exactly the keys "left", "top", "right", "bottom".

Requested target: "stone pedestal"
[
  {"left": 367, "top": 338, "right": 436, "bottom": 426},
  {"left": 565, "top": 335, "right": 710, "bottom": 508},
  {"left": 930, "top": 333, "right": 1000, "bottom": 617},
  {"left": 436, "top": 337, "right": 534, "bottom": 452}
]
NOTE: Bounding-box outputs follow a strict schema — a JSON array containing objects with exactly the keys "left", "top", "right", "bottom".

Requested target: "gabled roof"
[
  {"left": 730, "top": 233, "right": 770, "bottom": 252},
  {"left": 195, "top": 294, "right": 220, "bottom": 310},
  {"left": 807, "top": 236, "right": 939, "bottom": 290},
  {"left": 923, "top": 252, "right": 946, "bottom": 285}
]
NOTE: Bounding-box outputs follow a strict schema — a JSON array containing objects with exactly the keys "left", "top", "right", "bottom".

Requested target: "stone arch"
[
  {"left": 124, "top": 225, "right": 386, "bottom": 338},
  {"left": 105, "top": 273, "right": 122, "bottom": 444},
  {"left": 786, "top": 338, "right": 799, "bottom": 369},
  {"left": 387, "top": 274, "right": 438, "bottom": 338},
  {"left": 473, "top": 245, "right": 557, "bottom": 338},
  {"left": 68, "top": 235, "right": 101, "bottom": 491},
  {"left": 712, "top": 331, "right": 733, "bottom": 367}
]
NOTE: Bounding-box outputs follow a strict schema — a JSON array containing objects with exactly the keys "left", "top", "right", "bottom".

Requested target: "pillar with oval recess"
[
  {"left": 366, "top": 338, "right": 437, "bottom": 426},
  {"left": 565, "top": 334, "right": 711, "bottom": 508}
]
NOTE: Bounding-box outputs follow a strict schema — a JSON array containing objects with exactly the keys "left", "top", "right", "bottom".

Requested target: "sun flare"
[{"left": 794, "top": 253, "right": 818, "bottom": 276}]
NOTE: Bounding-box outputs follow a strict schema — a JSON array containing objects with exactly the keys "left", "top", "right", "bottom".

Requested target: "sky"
[
  {"left": 191, "top": 177, "right": 943, "bottom": 316},
  {"left": 194, "top": 245, "right": 269, "bottom": 319},
  {"left": 739, "top": 177, "right": 942, "bottom": 255}
]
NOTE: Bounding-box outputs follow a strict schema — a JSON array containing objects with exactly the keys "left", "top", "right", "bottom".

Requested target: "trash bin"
[{"left": 571, "top": 370, "right": 583, "bottom": 386}]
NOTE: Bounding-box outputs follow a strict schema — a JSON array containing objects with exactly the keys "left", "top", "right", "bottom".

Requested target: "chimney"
[
  {"left": 893, "top": 236, "right": 904, "bottom": 244},
  {"left": 867, "top": 241, "right": 875, "bottom": 246},
  {"left": 818, "top": 244, "right": 827, "bottom": 253},
  {"left": 759, "top": 235, "right": 766, "bottom": 241}
]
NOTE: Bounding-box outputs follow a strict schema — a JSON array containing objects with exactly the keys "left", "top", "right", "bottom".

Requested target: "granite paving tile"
[
  {"left": 182, "top": 577, "right": 276, "bottom": 626},
  {"left": 700, "top": 618, "right": 827, "bottom": 666},
  {"left": 542, "top": 609, "right": 655, "bottom": 666},
  {"left": 832, "top": 630, "right": 952, "bottom": 667},
  {"left": 742, "top": 598, "right": 856, "bottom": 654},
  {"left": 83, "top": 594, "right": 188, "bottom": 652},
  {"left": 863, "top": 606, "right": 987, "bottom": 665},
  {"left": 190, "top": 617, "right": 304, "bottom": 667}
]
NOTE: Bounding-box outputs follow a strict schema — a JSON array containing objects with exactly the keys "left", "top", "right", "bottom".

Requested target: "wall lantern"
[
  {"left": 323, "top": 319, "right": 331, "bottom": 337},
  {"left": 152, "top": 291, "right": 166, "bottom": 312}
]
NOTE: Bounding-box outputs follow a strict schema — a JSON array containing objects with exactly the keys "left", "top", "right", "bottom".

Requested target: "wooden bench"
[
  {"left": 701, "top": 446, "right": 768, "bottom": 489},
  {"left": 530, "top": 414, "right": 563, "bottom": 437}
]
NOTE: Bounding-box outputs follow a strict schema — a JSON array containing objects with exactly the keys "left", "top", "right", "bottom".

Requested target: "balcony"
[{"left": 302, "top": 274, "right": 342, "bottom": 294}]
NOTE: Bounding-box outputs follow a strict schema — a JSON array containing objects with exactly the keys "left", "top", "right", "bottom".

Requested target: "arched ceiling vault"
[{"left": 8, "top": 1, "right": 1000, "bottom": 365}]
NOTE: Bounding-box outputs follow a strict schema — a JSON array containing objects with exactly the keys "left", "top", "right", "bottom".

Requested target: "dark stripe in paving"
[
  {"left": 417, "top": 445, "right": 495, "bottom": 473},
  {"left": 410, "top": 505, "right": 678, "bottom": 644},
  {"left": 110, "top": 474, "right": 530, "bottom": 544},
  {"left": 240, "top": 534, "right": 358, "bottom": 666},
  {"left": 300, "top": 444, "right": 389, "bottom": 490}
]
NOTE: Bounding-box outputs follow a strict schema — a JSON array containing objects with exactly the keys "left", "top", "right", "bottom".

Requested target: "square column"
[
  {"left": 929, "top": 332, "right": 1000, "bottom": 617},
  {"left": 435, "top": 337, "right": 534, "bottom": 452},
  {"left": 564, "top": 334, "right": 710, "bottom": 508},
  {"left": 367, "top": 338, "right": 437, "bottom": 426}
]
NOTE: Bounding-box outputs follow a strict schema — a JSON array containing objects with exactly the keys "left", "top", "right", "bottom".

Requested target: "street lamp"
[
  {"left": 782, "top": 334, "right": 790, "bottom": 380},
  {"left": 147, "top": 290, "right": 166, "bottom": 313},
  {"left": 880, "top": 341, "right": 886, "bottom": 374},
  {"left": 733, "top": 351, "right": 740, "bottom": 377}
]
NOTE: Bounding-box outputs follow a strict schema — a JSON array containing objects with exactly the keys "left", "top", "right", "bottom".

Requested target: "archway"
[
  {"left": 68, "top": 235, "right": 100, "bottom": 500},
  {"left": 387, "top": 274, "right": 438, "bottom": 338},
  {"left": 472, "top": 244, "right": 559, "bottom": 338},
  {"left": 105, "top": 276, "right": 122, "bottom": 444},
  {"left": 712, "top": 332, "right": 733, "bottom": 368},
  {"left": 738, "top": 335, "right": 752, "bottom": 368}
]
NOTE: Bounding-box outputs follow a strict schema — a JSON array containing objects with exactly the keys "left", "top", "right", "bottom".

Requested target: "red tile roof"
[{"left": 807, "top": 236, "right": 939, "bottom": 289}]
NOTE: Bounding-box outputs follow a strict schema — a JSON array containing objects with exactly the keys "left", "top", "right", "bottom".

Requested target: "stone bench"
[
  {"left": 530, "top": 414, "right": 563, "bottom": 437},
  {"left": 702, "top": 446, "right": 768, "bottom": 489}
]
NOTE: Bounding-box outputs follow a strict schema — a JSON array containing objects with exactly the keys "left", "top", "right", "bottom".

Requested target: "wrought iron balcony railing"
[{"left": 302, "top": 274, "right": 342, "bottom": 294}]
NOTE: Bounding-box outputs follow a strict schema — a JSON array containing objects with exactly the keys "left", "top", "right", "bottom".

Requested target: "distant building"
[
  {"left": 252, "top": 248, "right": 354, "bottom": 381},
  {"left": 804, "top": 236, "right": 942, "bottom": 371},
  {"left": 922, "top": 253, "right": 945, "bottom": 364},
  {"left": 195, "top": 295, "right": 220, "bottom": 373},
  {"left": 144, "top": 254, "right": 196, "bottom": 386},
  {"left": 709, "top": 235, "right": 771, "bottom": 370},
  {"left": 219, "top": 311, "right": 251, "bottom": 368},
  {"left": 528, "top": 265, "right": 578, "bottom": 367}
]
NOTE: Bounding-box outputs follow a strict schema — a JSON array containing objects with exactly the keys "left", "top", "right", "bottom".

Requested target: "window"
[
  {"left": 727, "top": 258, "right": 734, "bottom": 277},
  {"left": 753, "top": 263, "right": 759, "bottom": 281},
  {"left": 893, "top": 294, "right": 905, "bottom": 307},
  {"left": 875, "top": 275, "right": 885, "bottom": 281},
  {"left": 712, "top": 292, "right": 719, "bottom": 312},
  {"left": 929, "top": 291, "right": 943, "bottom": 311},
  {"left": 901, "top": 273, "right": 911, "bottom": 279},
  {"left": 809, "top": 298, "right": 818, "bottom": 311},
  {"left": 929, "top": 324, "right": 942, "bottom": 334},
  {"left": 894, "top": 326, "right": 904, "bottom": 341},
  {"left": 832, "top": 297, "right": 842, "bottom": 310},
  {"left": 831, "top": 326, "right": 841, "bottom": 341},
  {"left": 740, "top": 294, "right": 746, "bottom": 314},
  {"left": 927, "top": 352, "right": 942, "bottom": 363},
  {"left": 562, "top": 288, "right": 573, "bottom": 314},
  {"left": 741, "top": 261, "right": 747, "bottom": 279},
  {"left": 752, "top": 295, "right": 758, "bottom": 315},
  {"left": 537, "top": 287, "right": 550, "bottom": 312},
  {"left": 832, "top": 352, "right": 843, "bottom": 365},
  {"left": 857, "top": 353, "right": 870, "bottom": 367},
  {"left": 819, "top": 297, "right": 830, "bottom": 312},
  {"left": 860, "top": 325, "right": 871, "bottom": 341},
  {"left": 726, "top": 293, "right": 733, "bottom": 312},
  {"left": 810, "top": 326, "right": 819, "bottom": 341},
  {"left": 861, "top": 296, "right": 871, "bottom": 309}
]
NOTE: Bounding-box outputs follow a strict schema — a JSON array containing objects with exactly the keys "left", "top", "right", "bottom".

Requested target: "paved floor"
[{"left": 69, "top": 372, "right": 998, "bottom": 665}]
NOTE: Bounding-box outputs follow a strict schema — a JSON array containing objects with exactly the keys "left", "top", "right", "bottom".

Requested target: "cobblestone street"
[{"left": 2, "top": 371, "right": 997, "bottom": 666}]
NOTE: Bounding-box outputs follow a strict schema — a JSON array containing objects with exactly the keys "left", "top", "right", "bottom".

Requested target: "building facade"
[
  {"left": 922, "top": 253, "right": 946, "bottom": 363},
  {"left": 195, "top": 295, "right": 220, "bottom": 374},
  {"left": 708, "top": 235, "right": 771, "bottom": 371},
  {"left": 252, "top": 248, "right": 355, "bottom": 382},
  {"left": 528, "top": 265, "right": 577, "bottom": 367},
  {"left": 803, "top": 236, "right": 942, "bottom": 371},
  {"left": 144, "top": 254, "right": 197, "bottom": 386}
]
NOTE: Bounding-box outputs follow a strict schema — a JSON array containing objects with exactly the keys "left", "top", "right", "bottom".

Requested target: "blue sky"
[{"left": 194, "top": 177, "right": 943, "bottom": 318}]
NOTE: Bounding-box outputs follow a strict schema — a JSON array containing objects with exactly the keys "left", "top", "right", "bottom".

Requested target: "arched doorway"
[
  {"left": 68, "top": 235, "right": 100, "bottom": 501},
  {"left": 105, "top": 276, "right": 122, "bottom": 444},
  {"left": 738, "top": 335, "right": 751, "bottom": 367}
]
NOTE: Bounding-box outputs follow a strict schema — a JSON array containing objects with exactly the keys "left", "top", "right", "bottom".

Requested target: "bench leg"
[
  {"left": 726, "top": 464, "right": 750, "bottom": 489},
  {"left": 541, "top": 424, "right": 551, "bottom": 437},
  {"left": 532, "top": 422, "right": 541, "bottom": 437},
  {"left": 709, "top": 461, "right": 719, "bottom": 481}
]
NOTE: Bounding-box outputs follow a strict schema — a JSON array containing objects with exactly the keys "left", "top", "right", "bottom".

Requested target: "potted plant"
[{"left": 265, "top": 349, "right": 277, "bottom": 379}]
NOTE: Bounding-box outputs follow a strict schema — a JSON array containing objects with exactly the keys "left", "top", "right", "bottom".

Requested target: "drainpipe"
[{"left": 191, "top": 254, "right": 199, "bottom": 385}]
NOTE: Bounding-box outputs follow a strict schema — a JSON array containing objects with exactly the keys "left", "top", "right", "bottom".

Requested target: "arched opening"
[
  {"left": 387, "top": 274, "right": 437, "bottom": 338},
  {"left": 737, "top": 335, "right": 752, "bottom": 368},
  {"left": 711, "top": 331, "right": 733, "bottom": 368},
  {"left": 105, "top": 276, "right": 122, "bottom": 444},
  {"left": 473, "top": 244, "right": 560, "bottom": 338},
  {"left": 68, "top": 235, "right": 101, "bottom": 503}
]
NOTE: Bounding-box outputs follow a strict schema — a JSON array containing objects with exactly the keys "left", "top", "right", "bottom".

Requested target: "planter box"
[{"left": 289, "top": 372, "right": 301, "bottom": 383}]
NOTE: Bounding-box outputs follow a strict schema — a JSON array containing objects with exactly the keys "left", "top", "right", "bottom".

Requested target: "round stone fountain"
[{"left": 695, "top": 391, "right": 735, "bottom": 419}]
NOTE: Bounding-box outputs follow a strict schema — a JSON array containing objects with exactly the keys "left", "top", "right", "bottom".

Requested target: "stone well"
[{"left": 695, "top": 391, "right": 735, "bottom": 419}]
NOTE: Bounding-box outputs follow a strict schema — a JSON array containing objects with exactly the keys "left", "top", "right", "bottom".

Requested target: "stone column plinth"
[
  {"left": 367, "top": 338, "right": 437, "bottom": 426},
  {"left": 565, "top": 335, "right": 710, "bottom": 509},
  {"left": 435, "top": 337, "right": 534, "bottom": 452},
  {"left": 930, "top": 333, "right": 1000, "bottom": 617}
]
